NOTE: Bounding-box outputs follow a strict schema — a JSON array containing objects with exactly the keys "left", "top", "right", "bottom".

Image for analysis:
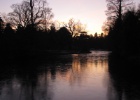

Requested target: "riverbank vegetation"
[
  {"left": 0, "top": 0, "right": 140, "bottom": 60},
  {"left": 105, "top": 0, "right": 140, "bottom": 58},
  {"left": 0, "top": 0, "right": 109, "bottom": 60}
]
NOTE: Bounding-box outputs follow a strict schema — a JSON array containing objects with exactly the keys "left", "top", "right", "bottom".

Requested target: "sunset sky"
[{"left": 0, "top": 0, "right": 140, "bottom": 34}]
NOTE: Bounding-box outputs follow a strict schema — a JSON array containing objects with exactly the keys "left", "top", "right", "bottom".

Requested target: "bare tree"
[
  {"left": 30, "top": 0, "right": 34, "bottom": 25},
  {"left": 0, "top": 17, "right": 4, "bottom": 35},
  {"left": 8, "top": 0, "right": 53, "bottom": 29},
  {"left": 102, "top": 21, "right": 110, "bottom": 35},
  {"left": 104, "top": 0, "right": 133, "bottom": 35},
  {"left": 64, "top": 18, "right": 87, "bottom": 37},
  {"left": 106, "top": 0, "right": 133, "bottom": 21}
]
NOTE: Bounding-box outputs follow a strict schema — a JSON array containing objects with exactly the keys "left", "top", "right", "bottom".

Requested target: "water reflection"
[
  {"left": 0, "top": 60, "right": 54, "bottom": 100},
  {"left": 0, "top": 51, "right": 109, "bottom": 100},
  {"left": 1, "top": 51, "right": 140, "bottom": 100},
  {"left": 108, "top": 55, "right": 140, "bottom": 100}
]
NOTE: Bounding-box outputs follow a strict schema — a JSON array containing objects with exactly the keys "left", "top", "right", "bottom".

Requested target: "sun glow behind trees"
[
  {"left": 54, "top": 17, "right": 103, "bottom": 35},
  {"left": 0, "top": 0, "right": 139, "bottom": 35}
]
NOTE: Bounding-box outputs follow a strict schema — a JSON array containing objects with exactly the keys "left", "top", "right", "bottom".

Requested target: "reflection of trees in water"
[
  {"left": 0, "top": 52, "right": 110, "bottom": 100},
  {"left": 0, "top": 63, "right": 53, "bottom": 100},
  {"left": 69, "top": 53, "right": 109, "bottom": 86},
  {"left": 2, "top": 52, "right": 140, "bottom": 100},
  {"left": 108, "top": 55, "right": 140, "bottom": 100}
]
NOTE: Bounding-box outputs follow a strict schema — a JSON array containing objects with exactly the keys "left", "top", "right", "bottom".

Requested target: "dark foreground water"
[{"left": 0, "top": 51, "right": 140, "bottom": 100}]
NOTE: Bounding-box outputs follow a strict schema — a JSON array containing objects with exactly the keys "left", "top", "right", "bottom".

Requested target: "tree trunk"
[
  {"left": 118, "top": 0, "right": 122, "bottom": 20},
  {"left": 30, "top": 0, "right": 34, "bottom": 26}
]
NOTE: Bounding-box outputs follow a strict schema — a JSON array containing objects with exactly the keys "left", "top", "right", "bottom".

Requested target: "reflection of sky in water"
[
  {"left": 51, "top": 51, "right": 109, "bottom": 100},
  {"left": 0, "top": 51, "right": 110, "bottom": 100},
  {"left": 1, "top": 51, "right": 140, "bottom": 100}
]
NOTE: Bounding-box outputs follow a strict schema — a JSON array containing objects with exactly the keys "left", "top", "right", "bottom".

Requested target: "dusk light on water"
[{"left": 0, "top": 0, "right": 140, "bottom": 100}]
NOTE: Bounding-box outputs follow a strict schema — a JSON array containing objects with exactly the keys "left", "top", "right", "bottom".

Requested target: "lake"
[{"left": 0, "top": 51, "right": 140, "bottom": 100}]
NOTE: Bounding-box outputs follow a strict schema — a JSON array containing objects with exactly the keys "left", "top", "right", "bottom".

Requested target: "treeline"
[
  {"left": 0, "top": 18, "right": 108, "bottom": 57},
  {"left": 0, "top": 0, "right": 109, "bottom": 59},
  {"left": 107, "top": 7, "right": 140, "bottom": 57},
  {"left": 105, "top": 0, "right": 140, "bottom": 57}
]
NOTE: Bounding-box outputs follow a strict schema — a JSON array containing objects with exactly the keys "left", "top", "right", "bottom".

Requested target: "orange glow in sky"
[
  {"left": 48, "top": 0, "right": 107, "bottom": 34},
  {"left": 0, "top": 0, "right": 140, "bottom": 34}
]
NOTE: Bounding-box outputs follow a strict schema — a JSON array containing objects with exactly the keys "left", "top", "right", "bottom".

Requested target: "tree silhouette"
[
  {"left": 56, "top": 27, "right": 72, "bottom": 49},
  {"left": 0, "top": 0, "right": 111, "bottom": 58},
  {"left": 107, "top": 3, "right": 140, "bottom": 57},
  {"left": 64, "top": 18, "right": 87, "bottom": 38},
  {"left": 106, "top": 0, "right": 133, "bottom": 34},
  {"left": 106, "top": 0, "right": 133, "bottom": 22},
  {"left": 122, "top": 8, "right": 140, "bottom": 56},
  {"left": 94, "top": 32, "right": 98, "bottom": 38},
  {"left": 4, "top": 23, "right": 15, "bottom": 37},
  {"left": 0, "top": 17, "right": 4, "bottom": 49},
  {"left": 0, "top": 17, "right": 4, "bottom": 37},
  {"left": 106, "top": 0, "right": 134, "bottom": 55},
  {"left": 8, "top": 0, "right": 53, "bottom": 29}
]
